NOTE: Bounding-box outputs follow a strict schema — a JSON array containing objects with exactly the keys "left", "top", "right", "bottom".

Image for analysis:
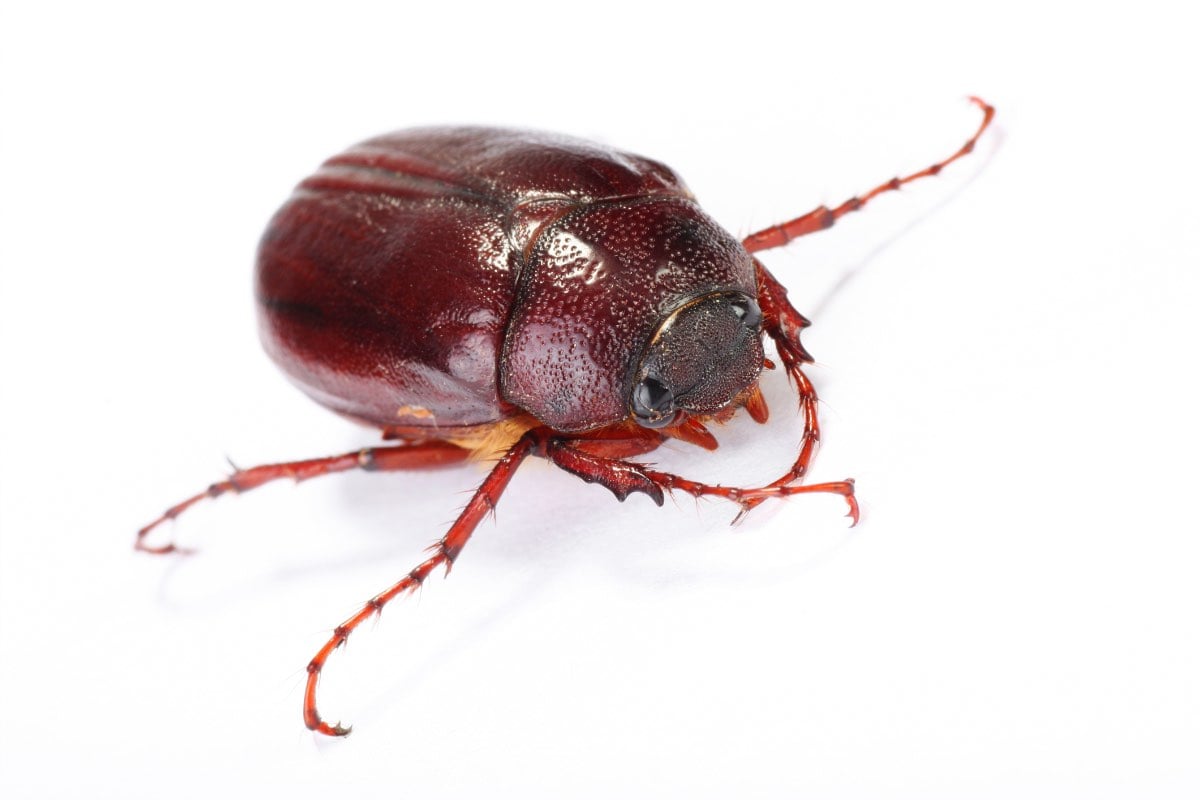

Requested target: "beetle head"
[
  {"left": 502, "top": 199, "right": 762, "bottom": 432},
  {"left": 629, "top": 292, "right": 763, "bottom": 428}
]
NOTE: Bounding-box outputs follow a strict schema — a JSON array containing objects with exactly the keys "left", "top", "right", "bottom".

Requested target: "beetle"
[{"left": 139, "top": 98, "right": 994, "bottom": 736}]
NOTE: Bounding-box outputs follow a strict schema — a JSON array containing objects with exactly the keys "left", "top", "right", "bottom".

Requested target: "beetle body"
[
  {"left": 141, "top": 100, "right": 995, "bottom": 736},
  {"left": 258, "top": 128, "right": 762, "bottom": 440}
]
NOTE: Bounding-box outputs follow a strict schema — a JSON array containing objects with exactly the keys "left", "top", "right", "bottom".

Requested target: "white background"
[{"left": 2, "top": 2, "right": 1197, "bottom": 797}]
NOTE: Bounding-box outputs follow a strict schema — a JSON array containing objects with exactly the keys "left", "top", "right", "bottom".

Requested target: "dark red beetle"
[{"left": 139, "top": 99, "right": 994, "bottom": 736}]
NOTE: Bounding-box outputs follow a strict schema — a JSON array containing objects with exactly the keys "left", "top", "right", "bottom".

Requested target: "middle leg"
[
  {"left": 302, "top": 431, "right": 537, "bottom": 736},
  {"left": 741, "top": 97, "right": 995, "bottom": 253}
]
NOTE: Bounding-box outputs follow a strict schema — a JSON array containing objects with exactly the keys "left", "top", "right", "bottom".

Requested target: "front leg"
[
  {"left": 744, "top": 261, "right": 833, "bottom": 510},
  {"left": 542, "top": 433, "right": 857, "bottom": 523}
]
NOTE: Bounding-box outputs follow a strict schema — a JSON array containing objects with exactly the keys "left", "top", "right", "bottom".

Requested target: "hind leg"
[{"left": 136, "top": 441, "right": 471, "bottom": 554}]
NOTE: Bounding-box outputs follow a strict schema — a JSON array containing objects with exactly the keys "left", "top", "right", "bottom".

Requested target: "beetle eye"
[
  {"left": 632, "top": 376, "right": 676, "bottom": 428},
  {"left": 729, "top": 297, "right": 763, "bottom": 330}
]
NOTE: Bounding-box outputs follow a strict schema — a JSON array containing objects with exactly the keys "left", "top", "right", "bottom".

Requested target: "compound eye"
[
  {"left": 632, "top": 375, "right": 676, "bottom": 428},
  {"left": 729, "top": 296, "right": 763, "bottom": 330}
]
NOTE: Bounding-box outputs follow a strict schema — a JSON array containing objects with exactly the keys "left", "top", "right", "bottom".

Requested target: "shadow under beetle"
[{"left": 139, "top": 98, "right": 995, "bottom": 736}]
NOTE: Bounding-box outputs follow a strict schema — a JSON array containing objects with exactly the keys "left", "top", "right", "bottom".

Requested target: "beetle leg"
[
  {"left": 741, "top": 261, "right": 825, "bottom": 505},
  {"left": 544, "top": 438, "right": 667, "bottom": 506},
  {"left": 561, "top": 418, "right": 719, "bottom": 454},
  {"left": 741, "top": 97, "right": 994, "bottom": 253},
  {"left": 136, "top": 441, "right": 470, "bottom": 554},
  {"left": 303, "top": 432, "right": 536, "bottom": 736},
  {"left": 543, "top": 437, "right": 857, "bottom": 522},
  {"left": 730, "top": 261, "right": 860, "bottom": 522}
]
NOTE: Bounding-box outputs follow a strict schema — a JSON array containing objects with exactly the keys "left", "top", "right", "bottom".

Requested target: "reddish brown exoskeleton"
[{"left": 139, "top": 98, "right": 995, "bottom": 735}]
